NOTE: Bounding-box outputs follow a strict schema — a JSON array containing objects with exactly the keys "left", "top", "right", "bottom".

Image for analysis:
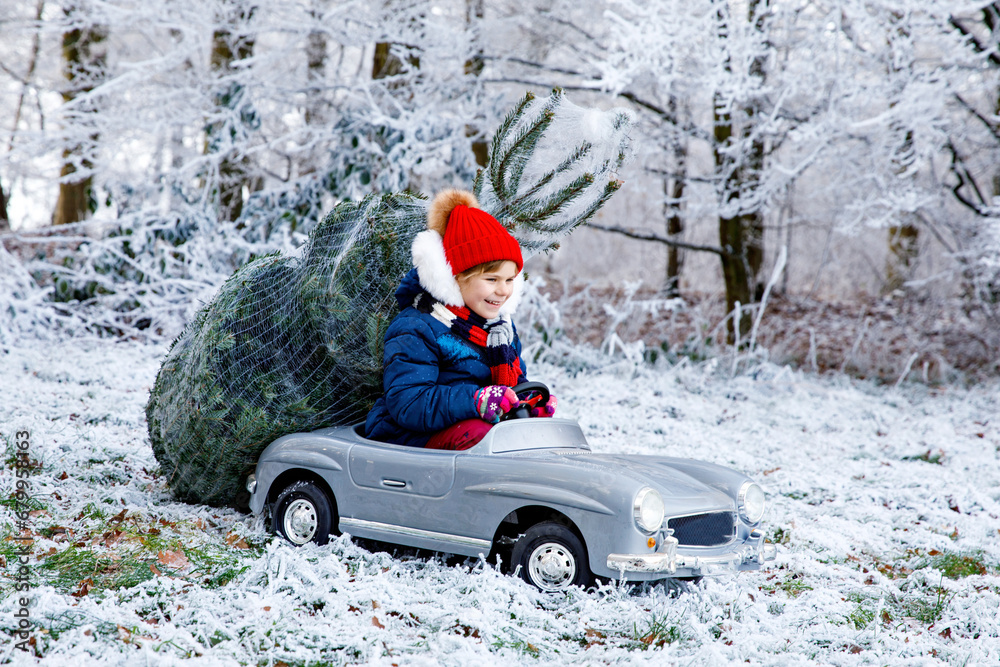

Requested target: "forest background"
[
  {"left": 3, "top": 3, "right": 1000, "bottom": 664},
  {"left": 2, "top": 0, "right": 1000, "bottom": 383}
]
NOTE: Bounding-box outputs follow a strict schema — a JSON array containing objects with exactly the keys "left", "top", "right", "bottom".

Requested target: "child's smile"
[{"left": 459, "top": 260, "right": 519, "bottom": 320}]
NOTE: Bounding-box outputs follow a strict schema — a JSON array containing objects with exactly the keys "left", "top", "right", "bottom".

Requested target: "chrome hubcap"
[
  {"left": 527, "top": 542, "right": 576, "bottom": 591},
  {"left": 283, "top": 498, "right": 317, "bottom": 544}
]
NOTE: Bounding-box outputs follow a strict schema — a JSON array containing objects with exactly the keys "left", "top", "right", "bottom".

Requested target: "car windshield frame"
[{"left": 479, "top": 418, "right": 592, "bottom": 454}]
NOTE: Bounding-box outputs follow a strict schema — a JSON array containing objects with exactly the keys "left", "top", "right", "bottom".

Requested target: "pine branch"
[
  {"left": 513, "top": 172, "right": 594, "bottom": 229},
  {"left": 490, "top": 94, "right": 560, "bottom": 205},
  {"left": 511, "top": 142, "right": 593, "bottom": 211}
]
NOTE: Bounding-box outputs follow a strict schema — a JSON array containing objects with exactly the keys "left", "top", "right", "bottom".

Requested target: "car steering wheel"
[{"left": 501, "top": 381, "right": 551, "bottom": 421}]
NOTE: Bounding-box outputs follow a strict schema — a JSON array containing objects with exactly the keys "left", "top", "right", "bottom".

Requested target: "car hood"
[{"left": 513, "top": 450, "right": 741, "bottom": 516}]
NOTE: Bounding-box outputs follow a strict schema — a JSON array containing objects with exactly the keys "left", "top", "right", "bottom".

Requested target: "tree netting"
[{"left": 146, "top": 90, "right": 634, "bottom": 508}]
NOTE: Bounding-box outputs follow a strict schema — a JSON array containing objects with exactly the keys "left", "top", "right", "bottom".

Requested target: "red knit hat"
[
  {"left": 413, "top": 190, "right": 525, "bottom": 309},
  {"left": 442, "top": 203, "right": 523, "bottom": 275}
]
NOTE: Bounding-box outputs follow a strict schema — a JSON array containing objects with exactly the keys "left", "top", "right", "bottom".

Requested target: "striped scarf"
[{"left": 413, "top": 292, "right": 522, "bottom": 387}]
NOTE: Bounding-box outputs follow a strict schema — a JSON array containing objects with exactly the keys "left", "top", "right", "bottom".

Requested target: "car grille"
[{"left": 668, "top": 512, "right": 736, "bottom": 547}]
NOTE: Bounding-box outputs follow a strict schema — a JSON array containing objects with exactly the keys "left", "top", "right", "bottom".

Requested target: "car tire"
[
  {"left": 511, "top": 522, "right": 592, "bottom": 592},
  {"left": 272, "top": 480, "right": 334, "bottom": 546}
]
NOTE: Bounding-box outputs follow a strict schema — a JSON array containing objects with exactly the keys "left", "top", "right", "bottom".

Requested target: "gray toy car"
[{"left": 247, "top": 383, "right": 776, "bottom": 591}]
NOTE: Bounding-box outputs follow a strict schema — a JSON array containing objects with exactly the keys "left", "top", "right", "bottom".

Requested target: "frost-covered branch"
[{"left": 584, "top": 221, "right": 727, "bottom": 257}]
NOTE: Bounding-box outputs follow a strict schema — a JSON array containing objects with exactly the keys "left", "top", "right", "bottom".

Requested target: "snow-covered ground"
[{"left": 2, "top": 337, "right": 999, "bottom": 666}]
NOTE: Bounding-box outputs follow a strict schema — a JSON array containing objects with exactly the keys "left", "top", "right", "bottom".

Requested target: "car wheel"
[
  {"left": 272, "top": 480, "right": 334, "bottom": 546},
  {"left": 511, "top": 522, "right": 592, "bottom": 592}
]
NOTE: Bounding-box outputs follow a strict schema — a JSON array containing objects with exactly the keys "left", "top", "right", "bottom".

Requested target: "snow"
[{"left": 2, "top": 337, "right": 999, "bottom": 665}]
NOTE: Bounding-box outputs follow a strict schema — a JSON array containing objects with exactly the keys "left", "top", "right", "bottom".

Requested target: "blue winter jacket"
[{"left": 364, "top": 268, "right": 528, "bottom": 447}]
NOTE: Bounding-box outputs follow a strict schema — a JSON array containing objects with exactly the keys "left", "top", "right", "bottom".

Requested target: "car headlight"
[
  {"left": 246, "top": 474, "right": 257, "bottom": 494},
  {"left": 633, "top": 487, "right": 665, "bottom": 533},
  {"left": 738, "top": 481, "right": 766, "bottom": 524}
]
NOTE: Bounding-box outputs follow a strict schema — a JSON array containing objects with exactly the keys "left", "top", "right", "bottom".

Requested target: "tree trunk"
[
  {"left": 0, "top": 177, "right": 9, "bottom": 231},
  {"left": 987, "top": 5, "right": 1000, "bottom": 198},
  {"left": 208, "top": 4, "right": 260, "bottom": 224},
  {"left": 884, "top": 12, "right": 919, "bottom": 295},
  {"left": 372, "top": 42, "right": 419, "bottom": 83},
  {"left": 712, "top": 0, "right": 768, "bottom": 343},
  {"left": 712, "top": 0, "right": 769, "bottom": 343},
  {"left": 744, "top": 0, "right": 768, "bottom": 297},
  {"left": 465, "top": 0, "right": 488, "bottom": 168},
  {"left": 885, "top": 222, "right": 920, "bottom": 293},
  {"left": 664, "top": 176, "right": 684, "bottom": 297},
  {"left": 53, "top": 18, "right": 106, "bottom": 226},
  {"left": 305, "top": 29, "right": 327, "bottom": 128},
  {"left": 714, "top": 95, "right": 753, "bottom": 341},
  {"left": 664, "top": 109, "right": 687, "bottom": 297}
]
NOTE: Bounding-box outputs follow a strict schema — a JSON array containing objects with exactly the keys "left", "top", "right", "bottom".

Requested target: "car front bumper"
[{"left": 606, "top": 530, "right": 777, "bottom": 577}]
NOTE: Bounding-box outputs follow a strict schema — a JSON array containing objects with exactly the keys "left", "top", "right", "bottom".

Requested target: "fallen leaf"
[
  {"left": 225, "top": 532, "right": 249, "bottom": 549},
  {"left": 372, "top": 617, "right": 384, "bottom": 629},
  {"left": 584, "top": 627, "right": 605, "bottom": 648},
  {"left": 110, "top": 509, "right": 127, "bottom": 524},
  {"left": 73, "top": 578, "right": 94, "bottom": 598},
  {"left": 102, "top": 529, "right": 124, "bottom": 546},
  {"left": 149, "top": 563, "right": 163, "bottom": 576},
  {"left": 157, "top": 549, "right": 191, "bottom": 571}
]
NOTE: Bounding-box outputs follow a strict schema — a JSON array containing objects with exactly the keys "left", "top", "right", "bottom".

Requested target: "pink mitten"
[
  {"left": 474, "top": 385, "right": 520, "bottom": 423},
  {"left": 530, "top": 394, "right": 558, "bottom": 418}
]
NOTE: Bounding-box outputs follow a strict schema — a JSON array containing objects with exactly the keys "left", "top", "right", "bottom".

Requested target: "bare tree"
[
  {"left": 883, "top": 12, "right": 921, "bottom": 295},
  {"left": 663, "top": 117, "right": 687, "bottom": 298},
  {"left": 712, "top": 0, "right": 769, "bottom": 339},
  {"left": 945, "top": 3, "right": 1000, "bottom": 318},
  {"left": 206, "top": 0, "right": 261, "bottom": 223},
  {"left": 52, "top": 2, "right": 106, "bottom": 226}
]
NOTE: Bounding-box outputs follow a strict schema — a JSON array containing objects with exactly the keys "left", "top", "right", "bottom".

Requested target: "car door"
[{"left": 345, "top": 441, "right": 458, "bottom": 533}]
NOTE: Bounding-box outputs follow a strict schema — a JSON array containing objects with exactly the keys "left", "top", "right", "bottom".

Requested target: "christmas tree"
[{"left": 146, "top": 90, "right": 633, "bottom": 508}]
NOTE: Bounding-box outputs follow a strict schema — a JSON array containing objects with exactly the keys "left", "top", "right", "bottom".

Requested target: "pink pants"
[{"left": 425, "top": 419, "right": 494, "bottom": 451}]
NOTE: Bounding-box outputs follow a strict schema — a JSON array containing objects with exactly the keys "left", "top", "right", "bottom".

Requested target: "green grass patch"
[
  {"left": 23, "top": 508, "right": 264, "bottom": 596},
  {"left": 40, "top": 610, "right": 120, "bottom": 642},
  {"left": 844, "top": 592, "right": 877, "bottom": 630},
  {"left": 762, "top": 572, "right": 812, "bottom": 598},
  {"left": 769, "top": 526, "right": 792, "bottom": 545},
  {"left": 490, "top": 636, "right": 541, "bottom": 657},
  {"left": 630, "top": 613, "right": 683, "bottom": 649},
  {"left": 921, "top": 550, "right": 990, "bottom": 579},
  {"left": 0, "top": 493, "right": 48, "bottom": 514},
  {"left": 37, "top": 542, "right": 159, "bottom": 593}
]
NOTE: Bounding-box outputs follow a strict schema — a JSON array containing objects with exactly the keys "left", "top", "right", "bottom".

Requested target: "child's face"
[{"left": 459, "top": 260, "right": 519, "bottom": 320}]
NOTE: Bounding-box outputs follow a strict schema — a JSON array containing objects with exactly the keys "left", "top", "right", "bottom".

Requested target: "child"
[{"left": 365, "top": 189, "right": 556, "bottom": 450}]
